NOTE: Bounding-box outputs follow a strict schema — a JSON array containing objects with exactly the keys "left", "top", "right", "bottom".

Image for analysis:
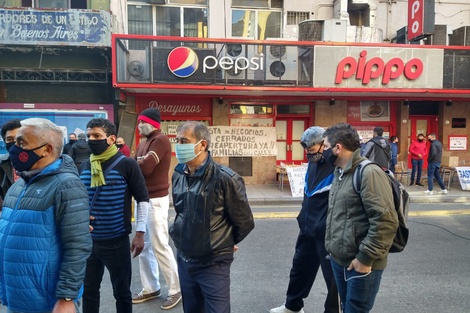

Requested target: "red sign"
[
  {"left": 136, "top": 97, "right": 212, "bottom": 118},
  {"left": 335, "top": 50, "right": 423, "bottom": 85},
  {"left": 408, "top": 0, "right": 424, "bottom": 42}
]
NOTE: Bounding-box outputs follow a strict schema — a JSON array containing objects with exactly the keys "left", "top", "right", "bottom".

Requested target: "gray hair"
[
  {"left": 300, "top": 126, "right": 325, "bottom": 148},
  {"left": 20, "top": 118, "right": 64, "bottom": 156},
  {"left": 176, "top": 121, "right": 211, "bottom": 150}
]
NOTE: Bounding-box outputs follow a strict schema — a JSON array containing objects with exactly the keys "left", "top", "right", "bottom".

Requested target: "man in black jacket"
[
  {"left": 0, "top": 119, "right": 21, "bottom": 209},
  {"left": 425, "top": 133, "right": 448, "bottom": 195},
  {"left": 362, "top": 127, "right": 391, "bottom": 170},
  {"left": 69, "top": 132, "right": 91, "bottom": 168},
  {"left": 169, "top": 121, "right": 254, "bottom": 313},
  {"left": 270, "top": 127, "right": 339, "bottom": 313}
]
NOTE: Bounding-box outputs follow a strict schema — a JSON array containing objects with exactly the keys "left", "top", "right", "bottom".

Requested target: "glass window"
[
  {"left": 170, "top": 0, "right": 207, "bottom": 4},
  {"left": 156, "top": 6, "right": 181, "bottom": 36},
  {"left": 277, "top": 105, "right": 310, "bottom": 115},
  {"left": 183, "top": 7, "right": 208, "bottom": 38},
  {"left": 36, "top": 0, "right": 69, "bottom": 8},
  {"left": 230, "top": 104, "right": 273, "bottom": 115},
  {"left": 128, "top": 5, "right": 153, "bottom": 50},
  {"left": 232, "top": 9, "right": 281, "bottom": 39},
  {"left": 233, "top": 0, "right": 269, "bottom": 8}
]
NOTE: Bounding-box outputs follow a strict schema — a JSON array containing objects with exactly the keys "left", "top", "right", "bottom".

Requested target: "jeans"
[
  {"left": 285, "top": 233, "right": 339, "bottom": 313},
  {"left": 137, "top": 226, "right": 161, "bottom": 294},
  {"left": 177, "top": 253, "right": 233, "bottom": 313},
  {"left": 427, "top": 162, "right": 446, "bottom": 191},
  {"left": 389, "top": 158, "right": 397, "bottom": 174},
  {"left": 330, "top": 258, "right": 383, "bottom": 313},
  {"left": 83, "top": 236, "right": 132, "bottom": 313},
  {"left": 410, "top": 159, "right": 423, "bottom": 184}
]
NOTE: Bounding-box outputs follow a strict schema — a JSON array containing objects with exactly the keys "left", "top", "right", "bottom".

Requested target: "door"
[
  {"left": 275, "top": 118, "right": 308, "bottom": 164},
  {"left": 408, "top": 115, "right": 438, "bottom": 168}
]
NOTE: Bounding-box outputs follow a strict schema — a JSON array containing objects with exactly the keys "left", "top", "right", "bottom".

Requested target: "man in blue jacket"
[
  {"left": 0, "top": 118, "right": 92, "bottom": 313},
  {"left": 270, "top": 126, "right": 339, "bottom": 313}
]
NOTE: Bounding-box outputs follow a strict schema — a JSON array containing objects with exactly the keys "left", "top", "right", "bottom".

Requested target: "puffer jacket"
[
  {"left": 325, "top": 149, "right": 398, "bottom": 270},
  {"left": 68, "top": 139, "right": 91, "bottom": 167},
  {"left": 0, "top": 155, "right": 92, "bottom": 312},
  {"left": 170, "top": 154, "right": 254, "bottom": 260},
  {"left": 363, "top": 136, "right": 391, "bottom": 169}
]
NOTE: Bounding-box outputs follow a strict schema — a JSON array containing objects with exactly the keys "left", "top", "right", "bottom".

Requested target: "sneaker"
[
  {"left": 132, "top": 289, "right": 161, "bottom": 304},
  {"left": 415, "top": 182, "right": 424, "bottom": 186},
  {"left": 424, "top": 190, "right": 434, "bottom": 195},
  {"left": 409, "top": 183, "right": 415, "bottom": 187},
  {"left": 441, "top": 189, "right": 448, "bottom": 194},
  {"left": 161, "top": 292, "right": 182, "bottom": 310},
  {"left": 270, "top": 304, "right": 305, "bottom": 313}
]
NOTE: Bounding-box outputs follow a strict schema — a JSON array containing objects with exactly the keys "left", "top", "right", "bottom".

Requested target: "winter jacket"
[
  {"left": 170, "top": 153, "right": 254, "bottom": 261},
  {"left": 69, "top": 139, "right": 91, "bottom": 167},
  {"left": 0, "top": 155, "right": 92, "bottom": 312},
  {"left": 363, "top": 136, "right": 391, "bottom": 169},
  {"left": 325, "top": 149, "right": 398, "bottom": 270},
  {"left": 408, "top": 140, "right": 427, "bottom": 160},
  {"left": 428, "top": 139, "right": 443, "bottom": 163},
  {"left": 135, "top": 129, "right": 171, "bottom": 198},
  {"left": 297, "top": 159, "right": 334, "bottom": 239},
  {"left": 0, "top": 158, "right": 14, "bottom": 207}
]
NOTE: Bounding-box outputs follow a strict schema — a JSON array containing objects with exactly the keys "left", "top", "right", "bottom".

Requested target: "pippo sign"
[{"left": 335, "top": 50, "right": 423, "bottom": 85}]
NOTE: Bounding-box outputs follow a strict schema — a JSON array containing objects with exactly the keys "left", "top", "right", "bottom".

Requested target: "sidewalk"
[{"left": 245, "top": 179, "right": 470, "bottom": 206}]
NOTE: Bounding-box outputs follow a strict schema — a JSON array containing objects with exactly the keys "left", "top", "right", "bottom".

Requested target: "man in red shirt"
[
  {"left": 116, "top": 137, "right": 131, "bottom": 157},
  {"left": 408, "top": 133, "right": 427, "bottom": 186}
]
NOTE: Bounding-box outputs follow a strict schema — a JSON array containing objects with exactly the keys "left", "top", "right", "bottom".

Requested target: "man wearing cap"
[
  {"left": 270, "top": 126, "right": 339, "bottom": 313},
  {"left": 133, "top": 108, "right": 182, "bottom": 310}
]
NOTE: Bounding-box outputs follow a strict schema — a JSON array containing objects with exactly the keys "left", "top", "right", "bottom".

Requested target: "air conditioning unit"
[
  {"left": 265, "top": 39, "right": 298, "bottom": 81},
  {"left": 127, "top": 49, "right": 150, "bottom": 82},
  {"left": 223, "top": 38, "right": 257, "bottom": 81},
  {"left": 322, "top": 19, "right": 347, "bottom": 42}
]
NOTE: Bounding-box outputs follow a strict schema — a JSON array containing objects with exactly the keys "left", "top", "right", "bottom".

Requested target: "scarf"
[{"left": 89, "top": 145, "right": 118, "bottom": 188}]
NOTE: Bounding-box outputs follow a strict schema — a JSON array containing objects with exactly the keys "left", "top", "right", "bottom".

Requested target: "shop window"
[
  {"left": 19, "top": 0, "right": 86, "bottom": 8},
  {"left": 277, "top": 104, "right": 310, "bottom": 115},
  {"left": 232, "top": 9, "right": 281, "bottom": 39},
  {"left": 230, "top": 103, "right": 274, "bottom": 127},
  {"left": 229, "top": 157, "right": 253, "bottom": 176}
]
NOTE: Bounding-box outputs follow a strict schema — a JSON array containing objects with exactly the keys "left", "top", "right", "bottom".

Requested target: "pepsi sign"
[{"left": 167, "top": 47, "right": 199, "bottom": 78}]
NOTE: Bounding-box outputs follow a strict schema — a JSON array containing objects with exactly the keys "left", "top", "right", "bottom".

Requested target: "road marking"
[{"left": 253, "top": 209, "right": 470, "bottom": 219}]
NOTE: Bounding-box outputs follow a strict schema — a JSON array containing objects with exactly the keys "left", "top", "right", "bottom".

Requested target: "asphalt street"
[{"left": 1, "top": 203, "right": 469, "bottom": 313}]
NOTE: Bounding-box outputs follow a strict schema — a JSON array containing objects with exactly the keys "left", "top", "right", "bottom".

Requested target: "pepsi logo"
[{"left": 167, "top": 47, "right": 199, "bottom": 78}]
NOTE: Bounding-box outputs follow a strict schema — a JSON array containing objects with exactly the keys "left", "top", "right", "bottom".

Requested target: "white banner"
[
  {"left": 208, "top": 126, "right": 277, "bottom": 157},
  {"left": 285, "top": 165, "right": 307, "bottom": 197},
  {"left": 455, "top": 167, "right": 470, "bottom": 191}
]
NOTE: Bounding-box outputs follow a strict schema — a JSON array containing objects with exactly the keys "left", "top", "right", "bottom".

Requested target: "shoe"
[
  {"left": 132, "top": 289, "right": 161, "bottom": 304},
  {"left": 161, "top": 292, "right": 182, "bottom": 310},
  {"left": 424, "top": 190, "right": 434, "bottom": 195},
  {"left": 409, "top": 183, "right": 415, "bottom": 187},
  {"left": 415, "top": 182, "right": 424, "bottom": 186},
  {"left": 441, "top": 189, "right": 448, "bottom": 194},
  {"left": 269, "top": 304, "right": 305, "bottom": 313}
]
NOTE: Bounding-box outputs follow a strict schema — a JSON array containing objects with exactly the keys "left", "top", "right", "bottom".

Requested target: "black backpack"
[{"left": 353, "top": 159, "right": 410, "bottom": 253}]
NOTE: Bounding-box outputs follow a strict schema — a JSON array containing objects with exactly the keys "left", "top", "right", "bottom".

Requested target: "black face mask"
[
  {"left": 307, "top": 152, "right": 323, "bottom": 163},
  {"left": 88, "top": 139, "right": 109, "bottom": 155},
  {"left": 323, "top": 148, "right": 337, "bottom": 166},
  {"left": 116, "top": 144, "right": 123, "bottom": 149},
  {"left": 69, "top": 139, "right": 76, "bottom": 144},
  {"left": 5, "top": 141, "right": 15, "bottom": 152},
  {"left": 418, "top": 139, "right": 424, "bottom": 142}
]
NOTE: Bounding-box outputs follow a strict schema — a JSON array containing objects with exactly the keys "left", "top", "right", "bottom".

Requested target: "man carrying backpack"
[
  {"left": 323, "top": 123, "right": 398, "bottom": 313},
  {"left": 362, "top": 127, "right": 391, "bottom": 170}
]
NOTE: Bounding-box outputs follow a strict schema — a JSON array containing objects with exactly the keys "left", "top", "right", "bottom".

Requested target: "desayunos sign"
[{"left": 313, "top": 45, "right": 443, "bottom": 89}]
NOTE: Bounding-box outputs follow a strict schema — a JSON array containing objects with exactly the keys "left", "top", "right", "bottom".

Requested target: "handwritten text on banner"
[{"left": 208, "top": 126, "right": 277, "bottom": 157}]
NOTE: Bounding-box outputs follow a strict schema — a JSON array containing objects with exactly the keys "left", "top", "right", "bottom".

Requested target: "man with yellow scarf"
[{"left": 78, "top": 118, "right": 150, "bottom": 313}]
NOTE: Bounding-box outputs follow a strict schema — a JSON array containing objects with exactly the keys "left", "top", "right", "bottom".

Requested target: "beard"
[{"left": 138, "top": 124, "right": 154, "bottom": 136}]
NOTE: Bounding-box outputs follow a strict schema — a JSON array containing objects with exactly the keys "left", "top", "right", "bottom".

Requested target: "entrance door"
[
  {"left": 408, "top": 115, "right": 438, "bottom": 168},
  {"left": 275, "top": 118, "right": 308, "bottom": 164}
]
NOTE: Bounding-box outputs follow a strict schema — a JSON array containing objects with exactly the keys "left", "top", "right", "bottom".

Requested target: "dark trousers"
[
  {"left": 177, "top": 252, "right": 233, "bottom": 313},
  {"left": 83, "top": 236, "right": 132, "bottom": 313},
  {"left": 285, "top": 232, "right": 339, "bottom": 313},
  {"left": 411, "top": 159, "right": 423, "bottom": 183}
]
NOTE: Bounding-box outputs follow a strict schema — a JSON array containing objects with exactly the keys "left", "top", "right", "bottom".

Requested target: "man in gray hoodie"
[{"left": 362, "top": 127, "right": 391, "bottom": 170}]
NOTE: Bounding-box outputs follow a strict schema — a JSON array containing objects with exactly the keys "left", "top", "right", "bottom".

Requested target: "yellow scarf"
[{"left": 90, "top": 144, "right": 118, "bottom": 188}]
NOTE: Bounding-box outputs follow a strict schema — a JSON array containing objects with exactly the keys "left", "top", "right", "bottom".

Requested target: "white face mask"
[
  {"left": 138, "top": 123, "right": 154, "bottom": 136},
  {"left": 175, "top": 140, "right": 202, "bottom": 164}
]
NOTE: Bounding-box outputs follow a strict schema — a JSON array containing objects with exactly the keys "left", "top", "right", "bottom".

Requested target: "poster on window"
[
  {"left": 208, "top": 126, "right": 277, "bottom": 157},
  {"left": 360, "top": 101, "right": 390, "bottom": 122},
  {"left": 448, "top": 136, "right": 467, "bottom": 151}
]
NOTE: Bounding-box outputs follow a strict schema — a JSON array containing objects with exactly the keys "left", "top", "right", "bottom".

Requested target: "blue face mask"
[
  {"left": 9, "top": 143, "right": 47, "bottom": 172},
  {"left": 175, "top": 140, "right": 202, "bottom": 164}
]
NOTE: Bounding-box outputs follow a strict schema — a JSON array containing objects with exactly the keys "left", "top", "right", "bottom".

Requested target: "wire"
[{"left": 410, "top": 220, "right": 470, "bottom": 241}]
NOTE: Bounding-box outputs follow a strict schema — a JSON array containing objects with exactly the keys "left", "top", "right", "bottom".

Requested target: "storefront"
[{"left": 113, "top": 35, "right": 470, "bottom": 184}]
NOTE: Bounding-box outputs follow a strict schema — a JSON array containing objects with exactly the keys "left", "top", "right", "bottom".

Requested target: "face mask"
[
  {"left": 175, "top": 140, "right": 202, "bottom": 164},
  {"left": 306, "top": 143, "right": 323, "bottom": 163},
  {"left": 322, "top": 148, "right": 337, "bottom": 166},
  {"left": 5, "top": 141, "right": 15, "bottom": 152},
  {"left": 88, "top": 139, "right": 110, "bottom": 155},
  {"left": 418, "top": 138, "right": 424, "bottom": 142},
  {"left": 116, "top": 143, "right": 123, "bottom": 149},
  {"left": 69, "top": 139, "right": 76, "bottom": 144},
  {"left": 138, "top": 123, "right": 153, "bottom": 136},
  {"left": 9, "top": 143, "right": 46, "bottom": 172}
]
